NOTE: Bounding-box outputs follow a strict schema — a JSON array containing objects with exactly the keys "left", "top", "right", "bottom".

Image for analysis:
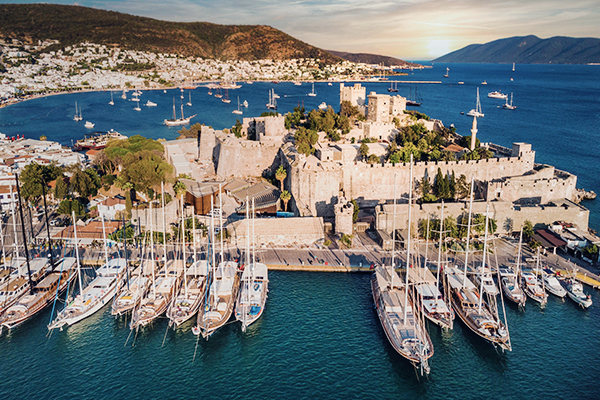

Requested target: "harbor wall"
[{"left": 227, "top": 216, "right": 324, "bottom": 246}]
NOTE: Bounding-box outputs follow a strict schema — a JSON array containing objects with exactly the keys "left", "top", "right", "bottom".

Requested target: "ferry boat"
[
  {"left": 488, "top": 91, "right": 508, "bottom": 99},
  {"left": 72, "top": 130, "right": 127, "bottom": 151}
]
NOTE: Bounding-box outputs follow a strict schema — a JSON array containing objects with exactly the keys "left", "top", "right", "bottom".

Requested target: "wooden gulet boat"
[
  {"left": 444, "top": 183, "right": 511, "bottom": 351},
  {"left": 235, "top": 197, "right": 269, "bottom": 332},
  {"left": 167, "top": 198, "right": 208, "bottom": 328},
  {"left": 371, "top": 162, "right": 433, "bottom": 375},
  {"left": 499, "top": 228, "right": 526, "bottom": 307},
  {"left": 1, "top": 258, "right": 76, "bottom": 333},
  {"left": 193, "top": 196, "right": 240, "bottom": 339}
]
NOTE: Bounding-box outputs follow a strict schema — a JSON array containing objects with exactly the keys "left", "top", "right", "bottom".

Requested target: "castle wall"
[
  {"left": 215, "top": 137, "right": 281, "bottom": 178},
  {"left": 290, "top": 153, "right": 535, "bottom": 217},
  {"left": 375, "top": 199, "right": 589, "bottom": 234}
]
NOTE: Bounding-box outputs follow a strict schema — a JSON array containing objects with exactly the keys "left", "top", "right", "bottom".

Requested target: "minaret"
[{"left": 470, "top": 115, "right": 478, "bottom": 151}]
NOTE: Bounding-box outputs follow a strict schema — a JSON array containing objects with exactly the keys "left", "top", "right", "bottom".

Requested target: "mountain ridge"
[
  {"left": 433, "top": 35, "right": 600, "bottom": 64},
  {"left": 326, "top": 50, "right": 419, "bottom": 67},
  {"left": 0, "top": 3, "right": 341, "bottom": 63}
]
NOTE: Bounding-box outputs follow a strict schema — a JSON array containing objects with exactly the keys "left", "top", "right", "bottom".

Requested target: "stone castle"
[{"left": 165, "top": 83, "right": 589, "bottom": 237}]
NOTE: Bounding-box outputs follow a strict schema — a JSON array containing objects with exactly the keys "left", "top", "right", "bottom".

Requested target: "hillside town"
[{"left": 0, "top": 39, "right": 414, "bottom": 104}]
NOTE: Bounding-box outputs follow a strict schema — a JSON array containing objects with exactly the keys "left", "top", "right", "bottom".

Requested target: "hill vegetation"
[
  {"left": 433, "top": 35, "right": 600, "bottom": 64},
  {"left": 327, "top": 50, "right": 420, "bottom": 67},
  {"left": 0, "top": 4, "right": 340, "bottom": 63}
]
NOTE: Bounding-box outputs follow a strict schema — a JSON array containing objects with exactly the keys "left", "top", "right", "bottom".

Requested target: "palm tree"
[
  {"left": 173, "top": 180, "right": 187, "bottom": 217},
  {"left": 275, "top": 165, "right": 287, "bottom": 192},
  {"left": 280, "top": 190, "right": 291, "bottom": 212}
]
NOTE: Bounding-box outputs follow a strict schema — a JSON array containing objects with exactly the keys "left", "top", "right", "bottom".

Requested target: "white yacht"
[
  {"left": 307, "top": 83, "right": 317, "bottom": 97},
  {"left": 84, "top": 121, "right": 95, "bottom": 129},
  {"left": 145, "top": 100, "right": 157, "bottom": 107},
  {"left": 562, "top": 277, "right": 592, "bottom": 308},
  {"left": 48, "top": 258, "right": 126, "bottom": 330},
  {"left": 466, "top": 87, "right": 484, "bottom": 117},
  {"left": 318, "top": 102, "right": 328, "bottom": 110},
  {"left": 499, "top": 267, "right": 526, "bottom": 307},
  {"left": 542, "top": 268, "right": 567, "bottom": 298},
  {"left": 522, "top": 271, "right": 548, "bottom": 306}
]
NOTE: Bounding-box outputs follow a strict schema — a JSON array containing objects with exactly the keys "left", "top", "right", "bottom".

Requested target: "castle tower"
[{"left": 470, "top": 115, "right": 478, "bottom": 151}]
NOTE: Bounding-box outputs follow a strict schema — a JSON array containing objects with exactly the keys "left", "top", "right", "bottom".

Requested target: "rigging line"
[{"left": 124, "top": 326, "right": 134, "bottom": 347}]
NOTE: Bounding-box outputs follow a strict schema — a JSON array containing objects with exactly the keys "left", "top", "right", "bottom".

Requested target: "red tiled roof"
[{"left": 101, "top": 197, "right": 126, "bottom": 207}]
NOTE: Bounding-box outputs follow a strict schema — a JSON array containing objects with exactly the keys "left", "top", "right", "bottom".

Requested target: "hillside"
[
  {"left": 433, "top": 35, "right": 600, "bottom": 64},
  {"left": 0, "top": 4, "right": 340, "bottom": 63},
  {"left": 327, "top": 50, "right": 419, "bottom": 67}
]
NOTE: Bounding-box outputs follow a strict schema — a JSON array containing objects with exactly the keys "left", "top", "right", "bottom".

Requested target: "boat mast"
[
  {"left": 219, "top": 184, "right": 223, "bottom": 263},
  {"left": 0, "top": 215, "right": 6, "bottom": 267},
  {"left": 423, "top": 215, "right": 430, "bottom": 269},
  {"left": 211, "top": 196, "right": 216, "bottom": 308},
  {"left": 391, "top": 173, "right": 397, "bottom": 288},
  {"left": 478, "top": 202, "right": 490, "bottom": 313},
  {"left": 100, "top": 209, "right": 109, "bottom": 265},
  {"left": 172, "top": 99, "right": 176, "bottom": 120},
  {"left": 193, "top": 209, "right": 197, "bottom": 267},
  {"left": 436, "top": 200, "right": 444, "bottom": 290},
  {"left": 161, "top": 182, "right": 167, "bottom": 264},
  {"left": 516, "top": 227, "right": 523, "bottom": 276},
  {"left": 181, "top": 192, "right": 188, "bottom": 298},
  {"left": 462, "top": 177, "right": 475, "bottom": 287},
  {"left": 72, "top": 211, "right": 83, "bottom": 295},
  {"left": 39, "top": 178, "right": 54, "bottom": 268},
  {"left": 10, "top": 185, "right": 19, "bottom": 260},
  {"left": 245, "top": 196, "right": 250, "bottom": 268},
  {"left": 15, "top": 174, "right": 33, "bottom": 294},
  {"left": 123, "top": 213, "right": 129, "bottom": 291},
  {"left": 404, "top": 155, "right": 413, "bottom": 322},
  {"left": 252, "top": 197, "right": 256, "bottom": 266},
  {"left": 150, "top": 200, "right": 156, "bottom": 299}
]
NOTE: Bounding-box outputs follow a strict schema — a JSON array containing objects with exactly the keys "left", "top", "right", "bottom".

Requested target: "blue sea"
[{"left": 1, "top": 63, "right": 600, "bottom": 399}]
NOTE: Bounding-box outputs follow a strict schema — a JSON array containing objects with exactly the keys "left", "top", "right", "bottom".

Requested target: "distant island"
[
  {"left": 327, "top": 50, "right": 420, "bottom": 68},
  {"left": 433, "top": 35, "right": 600, "bottom": 64},
  {"left": 0, "top": 3, "right": 339, "bottom": 63}
]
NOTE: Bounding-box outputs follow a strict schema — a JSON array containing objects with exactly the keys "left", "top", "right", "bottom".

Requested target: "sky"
[{"left": 5, "top": 0, "right": 600, "bottom": 59}]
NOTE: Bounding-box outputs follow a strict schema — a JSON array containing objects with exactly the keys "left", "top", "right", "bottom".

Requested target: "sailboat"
[
  {"left": 130, "top": 201, "right": 180, "bottom": 330},
  {"left": 443, "top": 67, "right": 449, "bottom": 78},
  {"left": 111, "top": 230, "right": 149, "bottom": 317},
  {"left": 444, "top": 180, "right": 511, "bottom": 350},
  {"left": 48, "top": 212, "right": 126, "bottom": 330},
  {"left": 387, "top": 81, "right": 398, "bottom": 92},
  {"left": 372, "top": 164, "right": 433, "bottom": 375},
  {"left": 243, "top": 100, "right": 249, "bottom": 108},
  {"left": 502, "top": 93, "right": 516, "bottom": 110},
  {"left": 121, "top": 89, "right": 127, "bottom": 100},
  {"left": 164, "top": 99, "right": 196, "bottom": 126},
  {"left": 187, "top": 91, "right": 192, "bottom": 107},
  {"left": 406, "top": 87, "right": 422, "bottom": 107},
  {"left": 235, "top": 198, "right": 268, "bottom": 331},
  {"left": 109, "top": 91, "right": 114, "bottom": 106},
  {"left": 73, "top": 102, "right": 83, "bottom": 121},
  {"left": 499, "top": 229, "right": 526, "bottom": 307},
  {"left": 133, "top": 98, "right": 141, "bottom": 112},
  {"left": 215, "top": 87, "right": 222, "bottom": 99},
  {"left": 0, "top": 258, "right": 76, "bottom": 333},
  {"left": 512, "top": 62, "right": 515, "bottom": 72},
  {"left": 266, "top": 89, "right": 277, "bottom": 110},
  {"left": 408, "top": 207, "right": 454, "bottom": 329},
  {"left": 222, "top": 88, "right": 231, "bottom": 104},
  {"left": 466, "top": 88, "right": 484, "bottom": 117},
  {"left": 166, "top": 198, "right": 208, "bottom": 328},
  {"left": 522, "top": 249, "right": 548, "bottom": 306},
  {"left": 232, "top": 96, "right": 243, "bottom": 115},
  {"left": 307, "top": 83, "right": 317, "bottom": 97},
  {"left": 193, "top": 196, "right": 240, "bottom": 338}
]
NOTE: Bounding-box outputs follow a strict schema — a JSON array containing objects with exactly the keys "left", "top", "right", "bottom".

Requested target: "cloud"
[{"left": 14, "top": 0, "right": 600, "bottom": 58}]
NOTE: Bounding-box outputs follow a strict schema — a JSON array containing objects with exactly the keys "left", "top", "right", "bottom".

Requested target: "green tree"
[
  {"left": 19, "top": 162, "right": 62, "bottom": 201},
  {"left": 57, "top": 198, "right": 85, "bottom": 217},
  {"left": 280, "top": 190, "right": 291, "bottom": 211},
  {"left": 231, "top": 119, "right": 243, "bottom": 138},
  {"left": 367, "top": 154, "right": 380, "bottom": 164},
  {"left": 351, "top": 199, "right": 359, "bottom": 223},
  {"left": 359, "top": 143, "right": 369, "bottom": 160},
  {"left": 54, "top": 177, "right": 69, "bottom": 200},
  {"left": 523, "top": 220, "right": 534, "bottom": 240},
  {"left": 71, "top": 169, "right": 94, "bottom": 198},
  {"left": 455, "top": 174, "right": 469, "bottom": 199},
  {"left": 123, "top": 182, "right": 133, "bottom": 218},
  {"left": 275, "top": 165, "right": 287, "bottom": 192}
]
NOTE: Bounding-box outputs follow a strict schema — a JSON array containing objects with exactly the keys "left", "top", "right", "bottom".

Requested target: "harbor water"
[{"left": 1, "top": 63, "right": 600, "bottom": 399}]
